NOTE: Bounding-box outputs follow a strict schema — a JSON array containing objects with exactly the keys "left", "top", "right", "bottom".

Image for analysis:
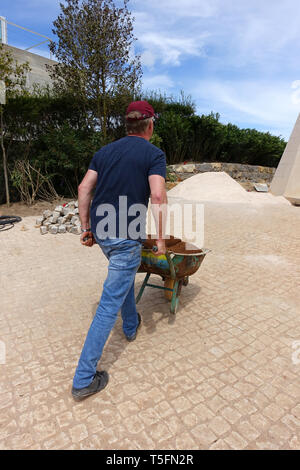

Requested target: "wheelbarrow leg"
[
  {"left": 136, "top": 273, "right": 150, "bottom": 304},
  {"left": 170, "top": 280, "right": 179, "bottom": 314}
]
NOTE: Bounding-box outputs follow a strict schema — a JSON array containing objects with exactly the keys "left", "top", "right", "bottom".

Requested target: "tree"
[
  {"left": 48, "top": 0, "right": 142, "bottom": 140},
  {"left": 0, "top": 44, "right": 30, "bottom": 206}
]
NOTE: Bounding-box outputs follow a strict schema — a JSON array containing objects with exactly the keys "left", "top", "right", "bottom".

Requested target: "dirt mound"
[{"left": 167, "top": 171, "right": 290, "bottom": 205}]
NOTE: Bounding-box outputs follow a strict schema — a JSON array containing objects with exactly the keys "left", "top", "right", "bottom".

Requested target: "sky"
[{"left": 1, "top": 0, "right": 300, "bottom": 140}]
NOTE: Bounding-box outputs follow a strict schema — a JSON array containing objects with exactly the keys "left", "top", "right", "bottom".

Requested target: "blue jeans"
[{"left": 73, "top": 237, "right": 142, "bottom": 389}]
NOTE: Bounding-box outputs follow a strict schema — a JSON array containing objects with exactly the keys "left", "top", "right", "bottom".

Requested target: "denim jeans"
[{"left": 72, "top": 237, "right": 142, "bottom": 389}]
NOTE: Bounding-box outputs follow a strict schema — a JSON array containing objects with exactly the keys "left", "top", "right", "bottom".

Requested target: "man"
[{"left": 72, "top": 100, "right": 167, "bottom": 401}]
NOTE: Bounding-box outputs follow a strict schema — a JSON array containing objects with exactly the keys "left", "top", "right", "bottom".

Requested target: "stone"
[
  {"left": 43, "top": 210, "right": 52, "bottom": 219},
  {"left": 70, "top": 226, "right": 81, "bottom": 235},
  {"left": 74, "top": 208, "right": 79, "bottom": 215},
  {"left": 40, "top": 226, "right": 48, "bottom": 235},
  {"left": 176, "top": 165, "right": 184, "bottom": 173},
  {"left": 36, "top": 217, "right": 44, "bottom": 227},
  {"left": 71, "top": 216, "right": 79, "bottom": 225},
  {"left": 52, "top": 212, "right": 60, "bottom": 224},
  {"left": 65, "top": 224, "right": 73, "bottom": 232},
  {"left": 49, "top": 226, "right": 58, "bottom": 235},
  {"left": 58, "top": 225, "right": 66, "bottom": 234},
  {"left": 62, "top": 207, "right": 71, "bottom": 216},
  {"left": 55, "top": 206, "right": 63, "bottom": 214},
  {"left": 43, "top": 222, "right": 51, "bottom": 229},
  {"left": 65, "top": 211, "right": 75, "bottom": 221},
  {"left": 183, "top": 164, "right": 196, "bottom": 173}
]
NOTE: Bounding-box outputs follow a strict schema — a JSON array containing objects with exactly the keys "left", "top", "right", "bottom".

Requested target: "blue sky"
[{"left": 1, "top": 0, "right": 300, "bottom": 140}]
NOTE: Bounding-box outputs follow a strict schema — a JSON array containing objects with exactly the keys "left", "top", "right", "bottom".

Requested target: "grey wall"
[{"left": 3, "top": 44, "right": 56, "bottom": 89}]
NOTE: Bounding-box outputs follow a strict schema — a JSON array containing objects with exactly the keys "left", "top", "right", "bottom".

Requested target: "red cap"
[{"left": 126, "top": 100, "right": 156, "bottom": 120}]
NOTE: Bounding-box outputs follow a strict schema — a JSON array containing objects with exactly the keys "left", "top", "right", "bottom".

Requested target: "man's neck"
[{"left": 127, "top": 133, "right": 150, "bottom": 141}]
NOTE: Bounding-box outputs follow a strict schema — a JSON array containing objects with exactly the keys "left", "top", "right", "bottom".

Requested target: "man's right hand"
[
  {"left": 153, "top": 239, "right": 166, "bottom": 255},
  {"left": 80, "top": 231, "right": 96, "bottom": 247}
]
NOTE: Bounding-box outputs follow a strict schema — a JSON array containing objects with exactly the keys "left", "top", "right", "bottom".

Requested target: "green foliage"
[
  {"left": 166, "top": 166, "right": 177, "bottom": 182},
  {"left": 0, "top": 44, "right": 31, "bottom": 205},
  {"left": 219, "top": 124, "right": 286, "bottom": 167},
  {"left": 35, "top": 123, "right": 105, "bottom": 196},
  {"left": 188, "top": 112, "right": 225, "bottom": 162},
  {"left": 150, "top": 132, "right": 162, "bottom": 148},
  {"left": 0, "top": 87, "right": 287, "bottom": 205},
  {"left": 155, "top": 111, "right": 192, "bottom": 164},
  {"left": 48, "top": 0, "right": 142, "bottom": 139}
]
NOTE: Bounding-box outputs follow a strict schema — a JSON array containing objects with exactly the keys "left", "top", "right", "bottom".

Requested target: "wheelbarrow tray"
[
  {"left": 136, "top": 248, "right": 210, "bottom": 314},
  {"left": 138, "top": 248, "right": 209, "bottom": 280}
]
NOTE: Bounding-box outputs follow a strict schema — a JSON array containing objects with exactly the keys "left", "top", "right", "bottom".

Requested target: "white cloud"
[
  {"left": 142, "top": 74, "right": 175, "bottom": 91},
  {"left": 191, "top": 79, "right": 300, "bottom": 138},
  {"left": 139, "top": 32, "right": 208, "bottom": 68},
  {"left": 132, "top": 0, "right": 219, "bottom": 19}
]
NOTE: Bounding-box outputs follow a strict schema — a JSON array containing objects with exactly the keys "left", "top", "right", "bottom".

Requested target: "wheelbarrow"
[{"left": 136, "top": 245, "right": 210, "bottom": 314}]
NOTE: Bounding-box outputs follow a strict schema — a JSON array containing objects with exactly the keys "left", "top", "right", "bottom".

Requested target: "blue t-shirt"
[{"left": 89, "top": 136, "right": 166, "bottom": 240}]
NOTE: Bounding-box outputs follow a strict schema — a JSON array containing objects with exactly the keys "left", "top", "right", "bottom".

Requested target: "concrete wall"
[{"left": 3, "top": 44, "right": 56, "bottom": 89}]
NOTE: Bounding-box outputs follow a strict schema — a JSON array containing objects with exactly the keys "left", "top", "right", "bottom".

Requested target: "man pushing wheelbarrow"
[{"left": 72, "top": 101, "right": 168, "bottom": 401}]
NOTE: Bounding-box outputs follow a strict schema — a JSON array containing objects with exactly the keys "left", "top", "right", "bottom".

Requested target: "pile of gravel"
[{"left": 35, "top": 201, "right": 81, "bottom": 235}]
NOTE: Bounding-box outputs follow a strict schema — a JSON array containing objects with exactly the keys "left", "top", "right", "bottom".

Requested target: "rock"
[
  {"left": 40, "top": 226, "right": 48, "bottom": 235},
  {"left": 70, "top": 226, "right": 81, "bottom": 235},
  {"left": 62, "top": 207, "right": 72, "bottom": 216},
  {"left": 176, "top": 165, "right": 184, "bottom": 173},
  {"left": 64, "top": 211, "right": 76, "bottom": 220},
  {"left": 55, "top": 206, "right": 63, "bottom": 214},
  {"left": 43, "top": 210, "right": 52, "bottom": 219},
  {"left": 71, "top": 216, "right": 80, "bottom": 225},
  {"left": 52, "top": 212, "right": 60, "bottom": 223},
  {"left": 75, "top": 201, "right": 78, "bottom": 208},
  {"left": 49, "top": 225, "right": 58, "bottom": 234},
  {"left": 58, "top": 225, "right": 67, "bottom": 233},
  {"left": 74, "top": 208, "right": 79, "bottom": 215},
  {"left": 36, "top": 217, "right": 44, "bottom": 227},
  {"left": 65, "top": 224, "right": 73, "bottom": 232},
  {"left": 183, "top": 164, "right": 196, "bottom": 173},
  {"left": 43, "top": 221, "right": 51, "bottom": 229}
]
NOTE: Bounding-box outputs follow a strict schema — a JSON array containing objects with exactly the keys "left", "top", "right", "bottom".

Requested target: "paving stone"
[
  {"left": 49, "top": 225, "right": 58, "bottom": 235},
  {"left": 58, "top": 225, "right": 67, "bottom": 234},
  {"left": 1, "top": 199, "right": 300, "bottom": 449}
]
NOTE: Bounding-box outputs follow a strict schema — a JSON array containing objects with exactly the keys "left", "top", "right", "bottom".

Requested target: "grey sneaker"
[
  {"left": 125, "top": 313, "right": 141, "bottom": 342},
  {"left": 72, "top": 370, "right": 109, "bottom": 401}
]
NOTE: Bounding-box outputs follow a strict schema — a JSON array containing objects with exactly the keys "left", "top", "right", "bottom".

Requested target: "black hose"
[{"left": 0, "top": 215, "right": 22, "bottom": 232}]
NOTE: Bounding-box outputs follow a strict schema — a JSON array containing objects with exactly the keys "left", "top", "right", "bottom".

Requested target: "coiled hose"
[{"left": 0, "top": 215, "right": 22, "bottom": 232}]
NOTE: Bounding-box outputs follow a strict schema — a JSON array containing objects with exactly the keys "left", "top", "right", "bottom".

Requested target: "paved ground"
[{"left": 0, "top": 200, "right": 300, "bottom": 450}]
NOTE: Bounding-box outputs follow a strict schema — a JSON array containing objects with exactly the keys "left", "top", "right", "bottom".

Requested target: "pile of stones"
[{"left": 35, "top": 201, "right": 81, "bottom": 235}]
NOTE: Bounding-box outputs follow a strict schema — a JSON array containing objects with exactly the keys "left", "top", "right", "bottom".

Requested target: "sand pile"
[{"left": 167, "top": 172, "right": 290, "bottom": 205}]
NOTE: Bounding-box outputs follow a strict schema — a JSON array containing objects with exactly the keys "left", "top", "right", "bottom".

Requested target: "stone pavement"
[{"left": 0, "top": 201, "right": 299, "bottom": 450}]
